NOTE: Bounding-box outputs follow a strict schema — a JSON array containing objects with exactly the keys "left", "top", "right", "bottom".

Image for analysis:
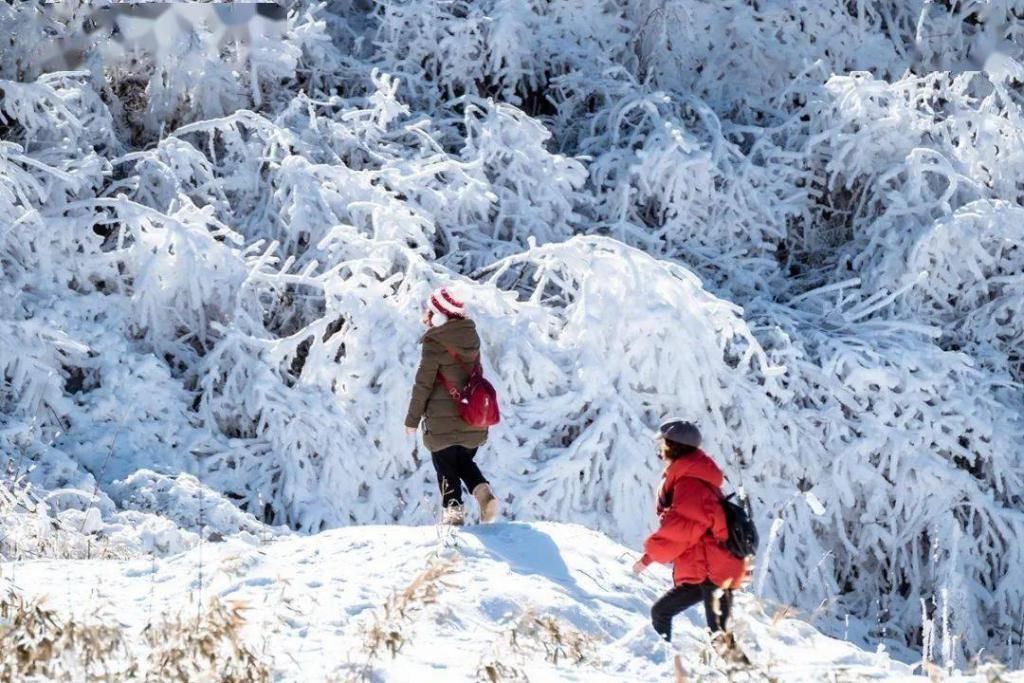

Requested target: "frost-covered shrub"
[
  {"left": 582, "top": 89, "right": 807, "bottom": 293},
  {"left": 914, "top": 0, "right": 1024, "bottom": 72},
  {"left": 0, "top": 321, "right": 77, "bottom": 427},
  {"left": 783, "top": 60, "right": 1024, "bottom": 400},
  {"left": 479, "top": 237, "right": 790, "bottom": 542},
  {"left": 0, "top": 74, "right": 113, "bottom": 299},
  {"left": 1, "top": 465, "right": 58, "bottom": 560},
  {"left": 115, "top": 79, "right": 583, "bottom": 274},
  {"left": 108, "top": 471, "right": 277, "bottom": 543},
  {"left": 443, "top": 101, "right": 587, "bottom": 265},
  {"left": 628, "top": 0, "right": 908, "bottom": 117},
  {"left": 114, "top": 198, "right": 248, "bottom": 360},
  {"left": 901, "top": 200, "right": 1024, "bottom": 379},
  {"left": 751, "top": 293, "right": 1024, "bottom": 661},
  {"left": 2, "top": 459, "right": 132, "bottom": 560},
  {"left": 193, "top": 244, "right": 463, "bottom": 531},
  {"left": 195, "top": 326, "right": 373, "bottom": 532},
  {"left": 50, "top": 321, "right": 209, "bottom": 481},
  {"left": 120, "top": 94, "right": 438, "bottom": 267},
  {"left": 790, "top": 66, "right": 1024, "bottom": 277},
  {"left": 87, "top": 5, "right": 322, "bottom": 140},
  {"left": 372, "top": 0, "right": 631, "bottom": 115}
]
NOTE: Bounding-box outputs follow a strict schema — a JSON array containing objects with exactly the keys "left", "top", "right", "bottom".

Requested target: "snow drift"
[{"left": 6, "top": 521, "right": 937, "bottom": 681}]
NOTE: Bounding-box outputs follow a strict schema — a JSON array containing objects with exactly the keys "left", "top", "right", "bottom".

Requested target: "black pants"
[
  {"left": 431, "top": 445, "right": 487, "bottom": 508},
  {"left": 650, "top": 581, "right": 732, "bottom": 642}
]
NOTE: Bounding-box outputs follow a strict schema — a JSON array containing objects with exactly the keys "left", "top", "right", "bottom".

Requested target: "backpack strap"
[
  {"left": 435, "top": 344, "right": 480, "bottom": 402},
  {"left": 437, "top": 373, "right": 462, "bottom": 402},
  {"left": 439, "top": 344, "right": 479, "bottom": 375}
]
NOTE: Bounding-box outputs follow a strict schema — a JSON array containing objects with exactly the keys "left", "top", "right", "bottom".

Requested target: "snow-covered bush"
[
  {"left": 372, "top": 0, "right": 631, "bottom": 117},
  {"left": 628, "top": 0, "right": 908, "bottom": 117},
  {"left": 109, "top": 470, "right": 278, "bottom": 544},
  {"left": 0, "top": 74, "right": 113, "bottom": 298},
  {"left": 784, "top": 62, "right": 1024, "bottom": 384},
  {"left": 2, "top": 457, "right": 183, "bottom": 560},
  {"left": 478, "top": 237, "right": 788, "bottom": 541},
  {"left": 25, "top": 3, "right": 327, "bottom": 141},
  {"left": 914, "top": 0, "right": 1024, "bottom": 72},
  {"left": 790, "top": 63, "right": 1024, "bottom": 274},
  {"left": 751, "top": 291, "right": 1024, "bottom": 655},
  {"left": 582, "top": 89, "right": 807, "bottom": 294},
  {"left": 456, "top": 102, "right": 586, "bottom": 254},
  {"left": 902, "top": 200, "right": 1024, "bottom": 379}
]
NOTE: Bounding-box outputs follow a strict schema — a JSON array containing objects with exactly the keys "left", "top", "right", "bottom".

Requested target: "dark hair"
[{"left": 661, "top": 440, "right": 698, "bottom": 460}]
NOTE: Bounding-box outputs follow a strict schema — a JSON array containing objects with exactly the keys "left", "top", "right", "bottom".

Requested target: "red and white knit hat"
[{"left": 428, "top": 287, "right": 465, "bottom": 320}]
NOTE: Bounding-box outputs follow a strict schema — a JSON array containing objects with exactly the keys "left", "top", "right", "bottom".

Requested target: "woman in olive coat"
[{"left": 405, "top": 287, "right": 498, "bottom": 525}]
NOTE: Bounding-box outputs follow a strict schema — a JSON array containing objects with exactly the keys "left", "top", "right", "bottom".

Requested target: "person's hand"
[
  {"left": 405, "top": 426, "right": 417, "bottom": 436},
  {"left": 632, "top": 559, "right": 648, "bottom": 575}
]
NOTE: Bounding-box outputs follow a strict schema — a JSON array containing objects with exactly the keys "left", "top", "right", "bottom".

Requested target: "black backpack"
[{"left": 721, "top": 494, "right": 759, "bottom": 559}]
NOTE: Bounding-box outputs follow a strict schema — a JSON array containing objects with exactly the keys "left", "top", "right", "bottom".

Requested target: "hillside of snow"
[
  {"left": 3, "top": 0, "right": 1024, "bottom": 676},
  {"left": 7, "top": 521, "right": 956, "bottom": 682}
]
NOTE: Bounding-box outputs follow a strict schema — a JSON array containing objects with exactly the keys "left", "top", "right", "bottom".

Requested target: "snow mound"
[{"left": 8, "top": 522, "right": 973, "bottom": 681}]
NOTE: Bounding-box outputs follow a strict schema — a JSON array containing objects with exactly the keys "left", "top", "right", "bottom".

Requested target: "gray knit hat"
[{"left": 657, "top": 419, "right": 702, "bottom": 448}]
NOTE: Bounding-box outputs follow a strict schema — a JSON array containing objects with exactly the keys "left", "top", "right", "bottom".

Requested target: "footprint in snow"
[
  {"left": 221, "top": 576, "right": 275, "bottom": 595},
  {"left": 241, "top": 576, "right": 274, "bottom": 587},
  {"left": 123, "top": 564, "right": 157, "bottom": 578}
]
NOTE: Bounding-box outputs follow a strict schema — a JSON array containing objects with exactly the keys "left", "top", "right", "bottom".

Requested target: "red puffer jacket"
[{"left": 640, "top": 450, "right": 747, "bottom": 587}]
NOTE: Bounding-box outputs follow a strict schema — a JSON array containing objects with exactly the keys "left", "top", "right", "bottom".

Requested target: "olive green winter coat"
[{"left": 404, "top": 318, "right": 489, "bottom": 452}]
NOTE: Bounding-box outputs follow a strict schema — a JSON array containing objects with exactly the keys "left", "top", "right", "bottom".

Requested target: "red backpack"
[{"left": 436, "top": 346, "right": 501, "bottom": 428}]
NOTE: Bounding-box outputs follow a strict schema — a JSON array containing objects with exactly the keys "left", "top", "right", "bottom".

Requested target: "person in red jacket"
[{"left": 633, "top": 419, "right": 747, "bottom": 652}]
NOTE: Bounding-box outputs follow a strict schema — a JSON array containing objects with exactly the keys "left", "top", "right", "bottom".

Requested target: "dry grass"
[
  {"left": 144, "top": 599, "right": 269, "bottom": 683},
  {"left": 925, "top": 661, "right": 946, "bottom": 681},
  {"left": 477, "top": 658, "right": 528, "bottom": 682},
  {"left": 770, "top": 606, "right": 793, "bottom": 626},
  {"left": 475, "top": 607, "right": 599, "bottom": 681},
  {"left": 348, "top": 557, "right": 459, "bottom": 681},
  {"left": 508, "top": 609, "right": 594, "bottom": 666},
  {"left": 0, "top": 584, "right": 271, "bottom": 683},
  {"left": 0, "top": 586, "right": 133, "bottom": 682},
  {"left": 967, "top": 660, "right": 1012, "bottom": 683}
]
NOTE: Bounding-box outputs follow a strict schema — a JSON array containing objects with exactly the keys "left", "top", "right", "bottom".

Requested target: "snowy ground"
[{"left": 6, "top": 522, "right": 1012, "bottom": 682}]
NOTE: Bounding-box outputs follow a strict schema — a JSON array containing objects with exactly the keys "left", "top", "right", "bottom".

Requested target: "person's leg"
[
  {"left": 431, "top": 446, "right": 465, "bottom": 510},
  {"left": 718, "top": 589, "right": 733, "bottom": 631},
  {"left": 701, "top": 582, "right": 732, "bottom": 632},
  {"left": 454, "top": 446, "right": 487, "bottom": 492},
  {"left": 650, "top": 583, "right": 704, "bottom": 642},
  {"left": 705, "top": 585, "right": 748, "bottom": 663},
  {"left": 455, "top": 446, "right": 499, "bottom": 522}
]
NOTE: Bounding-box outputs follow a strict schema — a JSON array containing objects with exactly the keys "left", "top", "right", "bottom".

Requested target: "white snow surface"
[{"left": 8, "top": 521, "right": 982, "bottom": 682}]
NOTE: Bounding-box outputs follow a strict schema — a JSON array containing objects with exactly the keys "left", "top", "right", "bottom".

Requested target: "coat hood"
[
  {"left": 422, "top": 318, "right": 478, "bottom": 352},
  {"left": 663, "top": 449, "right": 724, "bottom": 489}
]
